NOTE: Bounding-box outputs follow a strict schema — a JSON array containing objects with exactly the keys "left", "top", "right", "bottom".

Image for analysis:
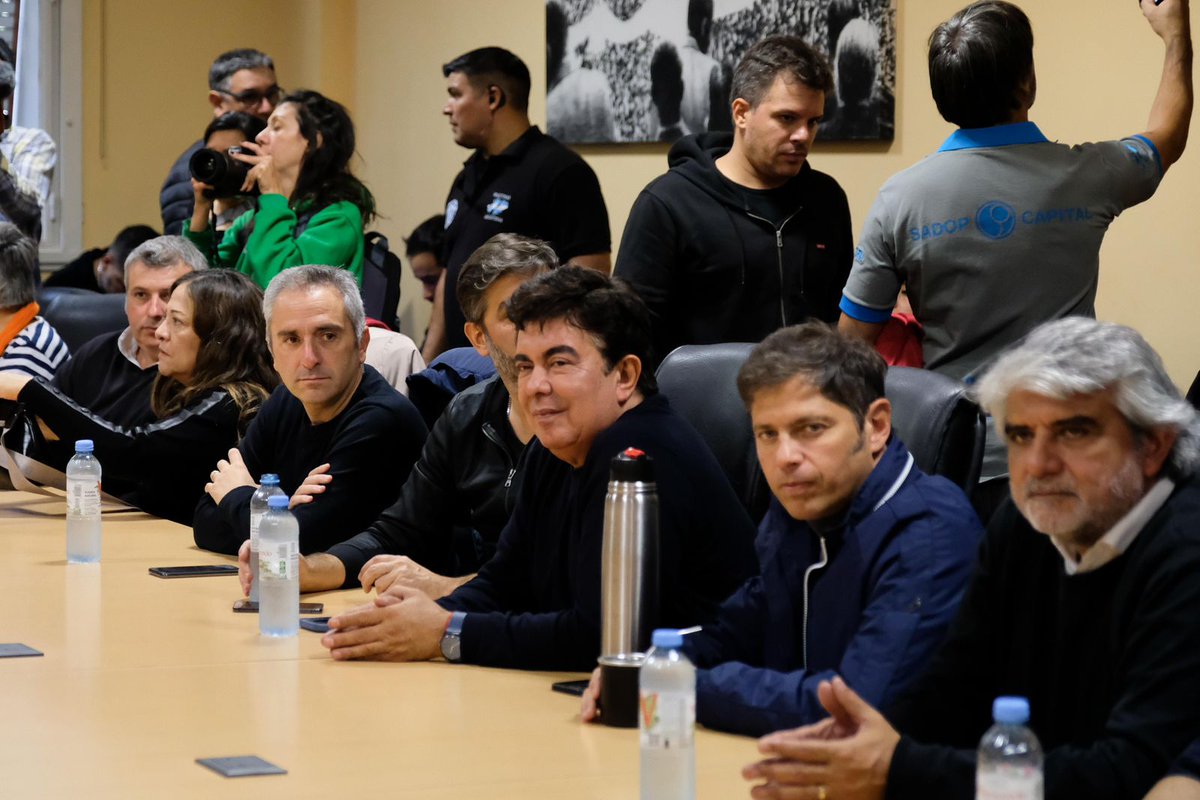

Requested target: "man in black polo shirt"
[
  {"left": 422, "top": 46, "right": 611, "bottom": 362},
  {"left": 193, "top": 265, "right": 427, "bottom": 555}
]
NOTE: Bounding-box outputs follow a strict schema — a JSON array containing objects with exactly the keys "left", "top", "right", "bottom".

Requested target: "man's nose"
[
  {"left": 300, "top": 339, "right": 320, "bottom": 368},
  {"left": 1024, "top": 434, "right": 1063, "bottom": 477},
  {"left": 147, "top": 296, "right": 165, "bottom": 319}
]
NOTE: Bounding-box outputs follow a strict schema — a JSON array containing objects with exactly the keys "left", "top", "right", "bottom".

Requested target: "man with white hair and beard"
[{"left": 742, "top": 316, "right": 1200, "bottom": 800}]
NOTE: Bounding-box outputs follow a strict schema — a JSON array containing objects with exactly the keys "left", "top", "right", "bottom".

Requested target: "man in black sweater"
[
  {"left": 743, "top": 316, "right": 1200, "bottom": 800},
  {"left": 235, "top": 234, "right": 555, "bottom": 596},
  {"left": 320, "top": 266, "right": 759, "bottom": 670},
  {"left": 192, "top": 265, "right": 427, "bottom": 555}
]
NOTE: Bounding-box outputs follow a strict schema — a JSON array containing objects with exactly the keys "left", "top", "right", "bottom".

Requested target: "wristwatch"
[{"left": 440, "top": 611, "right": 466, "bottom": 662}]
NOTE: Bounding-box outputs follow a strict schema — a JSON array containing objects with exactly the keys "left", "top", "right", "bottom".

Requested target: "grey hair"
[
  {"left": 124, "top": 235, "right": 208, "bottom": 284},
  {"left": 456, "top": 233, "right": 559, "bottom": 326},
  {"left": 0, "top": 222, "right": 37, "bottom": 310},
  {"left": 209, "top": 48, "right": 275, "bottom": 92},
  {"left": 262, "top": 265, "right": 365, "bottom": 341},
  {"left": 976, "top": 317, "right": 1200, "bottom": 475}
]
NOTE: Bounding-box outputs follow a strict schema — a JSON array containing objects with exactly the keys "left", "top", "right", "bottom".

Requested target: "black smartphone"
[
  {"left": 149, "top": 565, "right": 239, "bottom": 579},
  {"left": 232, "top": 599, "right": 325, "bottom": 614},
  {"left": 299, "top": 617, "right": 332, "bottom": 634},
  {"left": 551, "top": 679, "right": 590, "bottom": 697}
]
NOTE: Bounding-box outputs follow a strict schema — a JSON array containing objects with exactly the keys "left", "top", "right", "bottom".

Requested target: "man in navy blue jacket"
[
  {"left": 318, "top": 266, "right": 758, "bottom": 669},
  {"left": 582, "top": 322, "right": 983, "bottom": 735}
]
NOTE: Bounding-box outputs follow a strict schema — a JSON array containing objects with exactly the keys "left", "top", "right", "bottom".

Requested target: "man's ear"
[
  {"left": 464, "top": 321, "right": 489, "bottom": 357},
  {"left": 208, "top": 91, "right": 227, "bottom": 116},
  {"left": 1139, "top": 426, "right": 1178, "bottom": 482},
  {"left": 730, "top": 97, "right": 751, "bottom": 130},
  {"left": 613, "top": 354, "right": 642, "bottom": 404},
  {"left": 864, "top": 397, "right": 891, "bottom": 457},
  {"left": 358, "top": 326, "right": 371, "bottom": 364}
]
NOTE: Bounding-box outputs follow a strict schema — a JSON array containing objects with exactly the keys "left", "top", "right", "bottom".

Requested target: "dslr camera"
[{"left": 189, "top": 146, "right": 257, "bottom": 200}]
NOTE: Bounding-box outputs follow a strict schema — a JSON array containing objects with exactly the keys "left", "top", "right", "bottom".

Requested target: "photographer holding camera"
[
  {"left": 184, "top": 90, "right": 375, "bottom": 290},
  {"left": 190, "top": 112, "right": 266, "bottom": 233}
]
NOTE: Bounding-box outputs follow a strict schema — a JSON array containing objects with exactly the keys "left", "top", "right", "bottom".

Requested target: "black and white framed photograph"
[{"left": 546, "top": 0, "right": 896, "bottom": 144}]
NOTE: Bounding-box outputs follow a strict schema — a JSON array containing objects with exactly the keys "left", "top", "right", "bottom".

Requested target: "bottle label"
[
  {"left": 249, "top": 510, "right": 265, "bottom": 549},
  {"left": 67, "top": 479, "right": 101, "bottom": 516},
  {"left": 977, "top": 769, "right": 1043, "bottom": 800},
  {"left": 259, "top": 540, "right": 298, "bottom": 580},
  {"left": 639, "top": 690, "right": 695, "bottom": 749}
]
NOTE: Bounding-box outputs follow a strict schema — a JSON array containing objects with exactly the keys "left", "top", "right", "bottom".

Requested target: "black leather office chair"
[
  {"left": 37, "top": 288, "right": 127, "bottom": 352},
  {"left": 884, "top": 366, "right": 985, "bottom": 497},
  {"left": 655, "top": 343, "right": 770, "bottom": 522}
]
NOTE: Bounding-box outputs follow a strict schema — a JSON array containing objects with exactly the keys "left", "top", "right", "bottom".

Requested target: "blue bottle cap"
[
  {"left": 651, "top": 628, "right": 684, "bottom": 649},
  {"left": 993, "top": 696, "right": 1030, "bottom": 725},
  {"left": 74, "top": 439, "right": 94, "bottom": 453},
  {"left": 267, "top": 495, "right": 290, "bottom": 510},
  {"left": 260, "top": 474, "right": 280, "bottom": 486}
]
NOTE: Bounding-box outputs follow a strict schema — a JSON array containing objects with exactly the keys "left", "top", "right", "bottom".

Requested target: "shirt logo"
[
  {"left": 854, "top": 247, "right": 865, "bottom": 264},
  {"left": 445, "top": 199, "right": 459, "bottom": 228},
  {"left": 485, "top": 192, "right": 511, "bottom": 223},
  {"left": 975, "top": 201, "right": 1017, "bottom": 240},
  {"left": 1124, "top": 141, "right": 1151, "bottom": 171}
]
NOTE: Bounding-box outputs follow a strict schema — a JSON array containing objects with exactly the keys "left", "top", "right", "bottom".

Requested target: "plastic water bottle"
[
  {"left": 977, "top": 696, "right": 1043, "bottom": 800},
  {"left": 639, "top": 628, "right": 695, "bottom": 800},
  {"left": 65, "top": 439, "right": 102, "bottom": 563},
  {"left": 257, "top": 495, "right": 298, "bottom": 637},
  {"left": 248, "top": 474, "right": 284, "bottom": 603}
]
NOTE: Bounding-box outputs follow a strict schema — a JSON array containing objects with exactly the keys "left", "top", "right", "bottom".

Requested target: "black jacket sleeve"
[
  {"left": 325, "top": 405, "right": 463, "bottom": 585},
  {"left": 613, "top": 189, "right": 682, "bottom": 364}
]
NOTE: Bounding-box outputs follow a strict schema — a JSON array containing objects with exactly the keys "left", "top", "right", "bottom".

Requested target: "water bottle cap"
[
  {"left": 260, "top": 474, "right": 280, "bottom": 486},
  {"left": 651, "top": 628, "right": 684, "bottom": 649},
  {"left": 267, "top": 495, "right": 290, "bottom": 510},
  {"left": 609, "top": 447, "right": 655, "bottom": 482},
  {"left": 74, "top": 439, "right": 94, "bottom": 453},
  {"left": 993, "top": 696, "right": 1030, "bottom": 724}
]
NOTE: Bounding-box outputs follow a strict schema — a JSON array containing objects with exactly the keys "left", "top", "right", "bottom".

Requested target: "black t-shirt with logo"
[{"left": 441, "top": 126, "right": 611, "bottom": 349}]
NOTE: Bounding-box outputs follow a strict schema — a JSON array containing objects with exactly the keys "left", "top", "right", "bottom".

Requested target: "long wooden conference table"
[{"left": 0, "top": 492, "right": 755, "bottom": 798}]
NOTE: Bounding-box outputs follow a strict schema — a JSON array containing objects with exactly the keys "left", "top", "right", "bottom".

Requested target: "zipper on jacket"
[
  {"left": 745, "top": 210, "right": 801, "bottom": 327},
  {"left": 482, "top": 422, "right": 519, "bottom": 498},
  {"left": 801, "top": 534, "right": 829, "bottom": 670}
]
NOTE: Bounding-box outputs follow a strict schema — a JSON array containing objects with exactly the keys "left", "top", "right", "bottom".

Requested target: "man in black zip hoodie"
[{"left": 615, "top": 35, "right": 852, "bottom": 367}]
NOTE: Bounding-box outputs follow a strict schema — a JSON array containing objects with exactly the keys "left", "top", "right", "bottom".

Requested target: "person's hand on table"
[
  {"left": 359, "top": 554, "right": 471, "bottom": 598},
  {"left": 289, "top": 462, "right": 331, "bottom": 509},
  {"left": 237, "top": 539, "right": 254, "bottom": 596},
  {"left": 204, "top": 448, "right": 255, "bottom": 506},
  {"left": 742, "top": 676, "right": 897, "bottom": 800},
  {"left": 580, "top": 666, "right": 603, "bottom": 722},
  {"left": 321, "top": 585, "right": 449, "bottom": 662}
]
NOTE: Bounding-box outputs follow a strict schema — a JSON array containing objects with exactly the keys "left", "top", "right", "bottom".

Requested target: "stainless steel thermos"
[{"left": 597, "top": 447, "right": 659, "bottom": 728}]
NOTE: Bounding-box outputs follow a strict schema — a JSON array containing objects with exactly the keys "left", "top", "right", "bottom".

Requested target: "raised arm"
[{"left": 1140, "top": 0, "right": 1193, "bottom": 169}]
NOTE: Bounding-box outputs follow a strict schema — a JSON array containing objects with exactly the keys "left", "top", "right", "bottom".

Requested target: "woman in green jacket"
[{"left": 185, "top": 90, "right": 376, "bottom": 288}]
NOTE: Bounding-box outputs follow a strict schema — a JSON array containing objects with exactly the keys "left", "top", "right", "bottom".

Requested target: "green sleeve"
[
  {"left": 236, "top": 194, "right": 364, "bottom": 287},
  {"left": 181, "top": 209, "right": 253, "bottom": 270}
]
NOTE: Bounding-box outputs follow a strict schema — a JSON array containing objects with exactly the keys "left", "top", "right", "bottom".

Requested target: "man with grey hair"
[
  {"left": 0, "top": 223, "right": 66, "bottom": 378},
  {"left": 742, "top": 316, "right": 1200, "bottom": 800},
  {"left": 237, "top": 233, "right": 553, "bottom": 597},
  {"left": 159, "top": 48, "right": 280, "bottom": 234},
  {"left": 50, "top": 235, "right": 205, "bottom": 428},
  {"left": 194, "top": 264, "right": 426, "bottom": 556},
  {"left": 615, "top": 35, "right": 852, "bottom": 367}
]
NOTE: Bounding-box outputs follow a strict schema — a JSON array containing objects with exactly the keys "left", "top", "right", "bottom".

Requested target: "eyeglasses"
[{"left": 217, "top": 85, "right": 283, "bottom": 108}]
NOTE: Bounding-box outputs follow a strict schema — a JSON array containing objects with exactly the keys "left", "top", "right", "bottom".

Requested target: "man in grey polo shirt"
[{"left": 838, "top": 0, "right": 1191, "bottom": 481}]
